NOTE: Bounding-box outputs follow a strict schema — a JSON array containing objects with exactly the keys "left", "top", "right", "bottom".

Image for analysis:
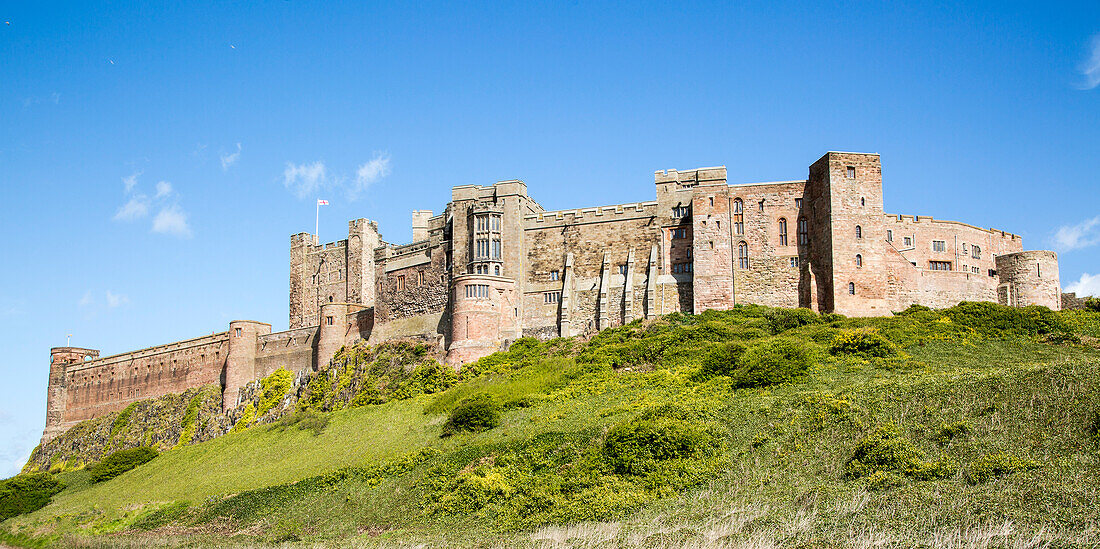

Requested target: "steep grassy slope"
[{"left": 3, "top": 303, "right": 1100, "bottom": 548}]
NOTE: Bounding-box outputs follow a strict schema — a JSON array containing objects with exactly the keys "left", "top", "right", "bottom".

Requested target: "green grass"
[
  {"left": 23, "top": 397, "right": 439, "bottom": 517},
  {"left": 3, "top": 304, "right": 1100, "bottom": 548}
]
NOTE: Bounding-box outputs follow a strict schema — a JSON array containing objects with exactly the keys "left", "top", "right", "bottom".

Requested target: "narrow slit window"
[{"left": 738, "top": 241, "right": 749, "bottom": 269}]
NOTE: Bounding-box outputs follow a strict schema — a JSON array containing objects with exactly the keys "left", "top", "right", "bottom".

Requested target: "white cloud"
[
  {"left": 0, "top": 427, "right": 37, "bottom": 478},
  {"left": 220, "top": 143, "right": 241, "bottom": 171},
  {"left": 1053, "top": 216, "right": 1100, "bottom": 251},
  {"left": 105, "top": 290, "right": 128, "bottom": 308},
  {"left": 152, "top": 205, "right": 192, "bottom": 238},
  {"left": 283, "top": 161, "right": 328, "bottom": 198},
  {"left": 79, "top": 291, "right": 94, "bottom": 307},
  {"left": 1065, "top": 272, "right": 1100, "bottom": 297},
  {"left": 1080, "top": 34, "right": 1100, "bottom": 90},
  {"left": 113, "top": 195, "right": 150, "bottom": 221},
  {"left": 155, "top": 180, "right": 173, "bottom": 199},
  {"left": 122, "top": 172, "right": 140, "bottom": 193},
  {"left": 351, "top": 152, "right": 391, "bottom": 200}
]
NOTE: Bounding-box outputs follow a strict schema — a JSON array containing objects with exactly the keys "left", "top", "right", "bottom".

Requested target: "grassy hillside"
[{"left": 3, "top": 303, "right": 1100, "bottom": 548}]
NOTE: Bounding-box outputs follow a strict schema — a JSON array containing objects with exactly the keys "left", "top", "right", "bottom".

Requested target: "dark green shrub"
[
  {"left": 1085, "top": 297, "right": 1100, "bottom": 312},
  {"left": 820, "top": 313, "right": 846, "bottom": 323},
  {"left": 829, "top": 329, "right": 897, "bottom": 358},
  {"left": 765, "top": 307, "right": 820, "bottom": 334},
  {"left": 944, "top": 301, "right": 1071, "bottom": 339},
  {"left": 730, "top": 338, "right": 814, "bottom": 388},
  {"left": 698, "top": 342, "right": 748, "bottom": 379},
  {"left": 603, "top": 412, "right": 710, "bottom": 475},
  {"left": 392, "top": 360, "right": 459, "bottom": 398},
  {"left": 88, "top": 447, "right": 158, "bottom": 483},
  {"left": 698, "top": 339, "right": 813, "bottom": 387},
  {"left": 896, "top": 304, "right": 932, "bottom": 316},
  {"left": 965, "top": 452, "right": 1039, "bottom": 484},
  {"left": 0, "top": 473, "right": 65, "bottom": 521},
  {"left": 934, "top": 421, "right": 971, "bottom": 444},
  {"left": 442, "top": 394, "right": 501, "bottom": 436},
  {"left": 846, "top": 423, "right": 952, "bottom": 484}
]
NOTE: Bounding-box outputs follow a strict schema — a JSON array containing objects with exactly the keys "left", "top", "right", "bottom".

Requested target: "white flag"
[{"left": 317, "top": 199, "right": 329, "bottom": 206}]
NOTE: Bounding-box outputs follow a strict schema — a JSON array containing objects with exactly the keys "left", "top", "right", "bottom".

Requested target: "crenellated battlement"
[{"left": 523, "top": 201, "right": 659, "bottom": 229}]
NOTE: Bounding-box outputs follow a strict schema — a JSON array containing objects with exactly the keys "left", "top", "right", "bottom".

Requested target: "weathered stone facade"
[{"left": 42, "top": 151, "right": 1062, "bottom": 444}]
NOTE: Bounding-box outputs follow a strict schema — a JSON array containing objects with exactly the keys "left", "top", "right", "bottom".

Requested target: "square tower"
[{"left": 806, "top": 152, "right": 890, "bottom": 316}]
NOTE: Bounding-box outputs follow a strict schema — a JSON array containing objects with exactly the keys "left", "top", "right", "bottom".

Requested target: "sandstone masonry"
[{"left": 41, "top": 152, "right": 1061, "bottom": 444}]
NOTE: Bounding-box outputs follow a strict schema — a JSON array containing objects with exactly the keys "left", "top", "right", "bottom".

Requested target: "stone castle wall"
[
  {"left": 46, "top": 333, "right": 229, "bottom": 441},
  {"left": 43, "top": 151, "right": 1064, "bottom": 444}
]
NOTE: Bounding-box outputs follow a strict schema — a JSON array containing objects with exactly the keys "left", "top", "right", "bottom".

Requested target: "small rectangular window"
[
  {"left": 544, "top": 291, "right": 561, "bottom": 304},
  {"left": 235, "top": 328, "right": 242, "bottom": 337},
  {"left": 672, "top": 262, "right": 693, "bottom": 274},
  {"left": 397, "top": 275, "right": 406, "bottom": 291},
  {"left": 671, "top": 228, "right": 687, "bottom": 239},
  {"left": 904, "top": 236, "right": 913, "bottom": 247},
  {"left": 795, "top": 198, "right": 803, "bottom": 209},
  {"left": 758, "top": 200, "right": 765, "bottom": 212},
  {"left": 886, "top": 230, "right": 893, "bottom": 242},
  {"left": 929, "top": 261, "right": 952, "bottom": 271},
  {"left": 789, "top": 257, "right": 799, "bottom": 268},
  {"left": 326, "top": 316, "right": 334, "bottom": 326},
  {"left": 618, "top": 265, "right": 627, "bottom": 275},
  {"left": 932, "top": 240, "right": 946, "bottom": 252},
  {"left": 549, "top": 270, "right": 560, "bottom": 281},
  {"left": 672, "top": 206, "right": 691, "bottom": 218},
  {"left": 972, "top": 246, "right": 981, "bottom": 260},
  {"left": 846, "top": 166, "right": 856, "bottom": 178}
]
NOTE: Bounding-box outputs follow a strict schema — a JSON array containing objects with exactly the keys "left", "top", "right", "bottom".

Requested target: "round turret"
[{"left": 996, "top": 251, "right": 1060, "bottom": 310}]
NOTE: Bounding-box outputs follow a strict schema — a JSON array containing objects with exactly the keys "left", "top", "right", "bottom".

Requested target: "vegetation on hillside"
[{"left": 2, "top": 302, "right": 1099, "bottom": 548}]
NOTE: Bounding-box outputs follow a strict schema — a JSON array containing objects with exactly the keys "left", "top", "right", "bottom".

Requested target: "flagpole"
[{"left": 315, "top": 200, "right": 319, "bottom": 241}]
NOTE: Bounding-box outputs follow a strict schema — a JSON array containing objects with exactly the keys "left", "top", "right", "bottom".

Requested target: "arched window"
[
  {"left": 855, "top": 225, "right": 862, "bottom": 239},
  {"left": 848, "top": 282, "right": 856, "bottom": 295},
  {"left": 733, "top": 198, "right": 744, "bottom": 235},
  {"left": 738, "top": 241, "right": 749, "bottom": 269},
  {"left": 798, "top": 217, "right": 809, "bottom": 245},
  {"left": 778, "top": 218, "right": 788, "bottom": 246},
  {"left": 856, "top": 254, "right": 863, "bottom": 267}
]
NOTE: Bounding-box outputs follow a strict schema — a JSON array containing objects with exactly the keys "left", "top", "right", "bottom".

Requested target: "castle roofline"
[
  {"left": 883, "top": 213, "right": 1020, "bottom": 239},
  {"left": 729, "top": 179, "right": 807, "bottom": 188}
]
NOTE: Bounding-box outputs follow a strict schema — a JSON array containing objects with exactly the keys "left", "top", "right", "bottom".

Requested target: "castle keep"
[{"left": 42, "top": 152, "right": 1061, "bottom": 442}]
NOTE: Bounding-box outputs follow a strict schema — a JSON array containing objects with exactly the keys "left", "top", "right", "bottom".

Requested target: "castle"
[{"left": 42, "top": 152, "right": 1062, "bottom": 443}]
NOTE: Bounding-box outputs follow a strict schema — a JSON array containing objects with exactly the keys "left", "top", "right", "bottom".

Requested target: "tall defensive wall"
[{"left": 43, "top": 151, "right": 1063, "bottom": 444}]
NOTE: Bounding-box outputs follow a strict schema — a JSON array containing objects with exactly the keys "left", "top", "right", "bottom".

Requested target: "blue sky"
[{"left": 1, "top": 1, "right": 1098, "bottom": 477}]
